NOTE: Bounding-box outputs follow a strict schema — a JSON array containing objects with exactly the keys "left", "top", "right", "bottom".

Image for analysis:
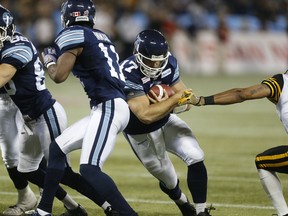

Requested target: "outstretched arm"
[{"left": 194, "top": 83, "right": 272, "bottom": 106}]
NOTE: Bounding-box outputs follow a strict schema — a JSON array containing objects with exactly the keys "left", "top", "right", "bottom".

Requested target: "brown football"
[{"left": 148, "top": 84, "right": 175, "bottom": 99}]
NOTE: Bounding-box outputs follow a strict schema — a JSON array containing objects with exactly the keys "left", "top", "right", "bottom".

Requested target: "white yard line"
[{"left": 0, "top": 191, "right": 273, "bottom": 210}]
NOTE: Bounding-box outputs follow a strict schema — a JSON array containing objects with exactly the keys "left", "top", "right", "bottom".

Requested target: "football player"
[
  {"left": 35, "top": 0, "right": 138, "bottom": 216},
  {"left": 121, "top": 29, "right": 214, "bottom": 216},
  {"left": 0, "top": 5, "right": 104, "bottom": 216},
  {"left": 0, "top": 88, "right": 38, "bottom": 216},
  {"left": 189, "top": 71, "right": 288, "bottom": 216}
]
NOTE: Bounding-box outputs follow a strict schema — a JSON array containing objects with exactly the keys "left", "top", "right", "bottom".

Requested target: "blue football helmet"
[
  {"left": 134, "top": 29, "right": 169, "bottom": 79},
  {"left": 61, "top": 0, "right": 96, "bottom": 28},
  {"left": 0, "top": 5, "right": 15, "bottom": 49}
]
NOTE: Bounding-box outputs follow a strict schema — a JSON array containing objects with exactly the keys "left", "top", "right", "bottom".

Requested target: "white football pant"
[
  {"left": 17, "top": 101, "right": 67, "bottom": 173},
  {"left": 0, "top": 93, "right": 24, "bottom": 168},
  {"left": 124, "top": 114, "right": 204, "bottom": 189},
  {"left": 56, "top": 98, "right": 130, "bottom": 168}
]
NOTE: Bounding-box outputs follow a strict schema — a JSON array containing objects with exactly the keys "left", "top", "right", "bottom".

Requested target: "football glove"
[
  {"left": 42, "top": 46, "right": 57, "bottom": 68},
  {"left": 178, "top": 90, "right": 204, "bottom": 106},
  {"left": 178, "top": 90, "right": 193, "bottom": 106},
  {"left": 173, "top": 104, "right": 190, "bottom": 114}
]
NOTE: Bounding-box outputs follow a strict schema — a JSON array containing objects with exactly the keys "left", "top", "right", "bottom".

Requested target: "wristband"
[
  {"left": 195, "top": 96, "right": 203, "bottom": 106},
  {"left": 204, "top": 96, "right": 215, "bottom": 105},
  {"left": 46, "top": 61, "right": 56, "bottom": 68}
]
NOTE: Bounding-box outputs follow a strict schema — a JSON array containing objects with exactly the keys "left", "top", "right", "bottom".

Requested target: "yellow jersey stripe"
[
  {"left": 262, "top": 77, "right": 282, "bottom": 103},
  {"left": 256, "top": 152, "right": 288, "bottom": 161},
  {"left": 257, "top": 161, "right": 288, "bottom": 168}
]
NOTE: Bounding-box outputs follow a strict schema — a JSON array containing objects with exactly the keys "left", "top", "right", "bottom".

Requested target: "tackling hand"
[
  {"left": 42, "top": 47, "right": 57, "bottom": 68},
  {"left": 177, "top": 90, "right": 193, "bottom": 105},
  {"left": 178, "top": 90, "right": 204, "bottom": 106},
  {"left": 190, "top": 94, "right": 204, "bottom": 106}
]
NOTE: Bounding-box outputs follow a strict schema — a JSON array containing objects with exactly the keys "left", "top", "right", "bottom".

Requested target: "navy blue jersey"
[
  {"left": 55, "top": 26, "right": 126, "bottom": 108},
  {"left": 121, "top": 53, "right": 180, "bottom": 134},
  {"left": 0, "top": 87, "right": 6, "bottom": 94},
  {"left": 2, "top": 32, "right": 55, "bottom": 119}
]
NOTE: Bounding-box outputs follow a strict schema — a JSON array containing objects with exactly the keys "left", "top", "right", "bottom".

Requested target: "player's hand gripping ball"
[{"left": 148, "top": 84, "right": 175, "bottom": 103}]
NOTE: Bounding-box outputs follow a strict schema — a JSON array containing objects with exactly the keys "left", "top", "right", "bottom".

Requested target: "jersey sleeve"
[
  {"left": 122, "top": 58, "right": 146, "bottom": 100},
  {"left": 261, "top": 73, "right": 283, "bottom": 103},
  {"left": 1, "top": 45, "right": 33, "bottom": 69},
  {"left": 124, "top": 80, "right": 146, "bottom": 100},
  {"left": 169, "top": 54, "right": 180, "bottom": 86},
  {"left": 55, "top": 27, "right": 85, "bottom": 53}
]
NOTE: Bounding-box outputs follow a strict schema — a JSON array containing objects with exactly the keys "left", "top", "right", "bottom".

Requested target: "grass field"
[{"left": 1, "top": 73, "right": 287, "bottom": 216}]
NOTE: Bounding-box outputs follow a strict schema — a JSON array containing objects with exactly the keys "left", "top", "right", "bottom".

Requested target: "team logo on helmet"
[
  {"left": 134, "top": 35, "right": 142, "bottom": 52},
  {"left": 83, "top": 10, "right": 89, "bottom": 16},
  {"left": 2, "top": 12, "right": 13, "bottom": 27},
  {"left": 72, "top": 11, "right": 81, "bottom": 17}
]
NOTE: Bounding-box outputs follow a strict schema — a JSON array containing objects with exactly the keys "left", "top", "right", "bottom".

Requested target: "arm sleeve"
[{"left": 261, "top": 74, "right": 283, "bottom": 103}]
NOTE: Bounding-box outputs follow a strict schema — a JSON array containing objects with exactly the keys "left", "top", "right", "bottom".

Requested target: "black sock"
[
  {"left": 22, "top": 167, "right": 67, "bottom": 199},
  {"left": 38, "top": 168, "right": 67, "bottom": 212},
  {"left": 159, "top": 180, "right": 182, "bottom": 200},
  {"left": 62, "top": 166, "right": 106, "bottom": 207},
  {"left": 80, "top": 164, "right": 137, "bottom": 215},
  {"left": 37, "top": 141, "right": 67, "bottom": 212},
  {"left": 39, "top": 157, "right": 47, "bottom": 171},
  {"left": 6, "top": 167, "right": 28, "bottom": 189},
  {"left": 187, "top": 161, "right": 207, "bottom": 203}
]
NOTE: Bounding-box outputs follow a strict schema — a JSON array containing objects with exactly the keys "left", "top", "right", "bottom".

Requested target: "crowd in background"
[{"left": 0, "top": 0, "right": 287, "bottom": 62}]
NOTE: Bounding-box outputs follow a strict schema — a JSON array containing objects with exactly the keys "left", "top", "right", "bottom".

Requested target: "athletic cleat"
[
  {"left": 104, "top": 206, "right": 120, "bottom": 216},
  {"left": 59, "top": 204, "right": 88, "bottom": 216},
  {"left": 3, "top": 205, "right": 27, "bottom": 216},
  {"left": 272, "top": 214, "right": 288, "bottom": 216},
  {"left": 3, "top": 187, "right": 38, "bottom": 216},
  {"left": 197, "top": 205, "right": 216, "bottom": 216},
  {"left": 176, "top": 201, "right": 197, "bottom": 216},
  {"left": 24, "top": 210, "right": 51, "bottom": 216},
  {"left": 197, "top": 211, "right": 211, "bottom": 216}
]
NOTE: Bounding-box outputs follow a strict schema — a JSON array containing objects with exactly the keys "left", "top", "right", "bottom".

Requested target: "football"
[{"left": 148, "top": 84, "right": 175, "bottom": 99}]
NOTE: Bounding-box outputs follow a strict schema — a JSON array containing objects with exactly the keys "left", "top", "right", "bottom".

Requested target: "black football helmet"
[
  {"left": 0, "top": 5, "right": 15, "bottom": 49},
  {"left": 61, "top": 0, "right": 96, "bottom": 28},
  {"left": 134, "top": 29, "right": 169, "bottom": 79}
]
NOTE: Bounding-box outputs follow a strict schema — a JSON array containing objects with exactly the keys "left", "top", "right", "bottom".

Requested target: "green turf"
[{"left": 1, "top": 73, "right": 287, "bottom": 216}]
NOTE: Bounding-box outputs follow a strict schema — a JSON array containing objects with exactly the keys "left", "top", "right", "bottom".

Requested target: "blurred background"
[
  {"left": 0, "top": 1, "right": 287, "bottom": 215},
  {"left": 0, "top": 0, "right": 287, "bottom": 75}
]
